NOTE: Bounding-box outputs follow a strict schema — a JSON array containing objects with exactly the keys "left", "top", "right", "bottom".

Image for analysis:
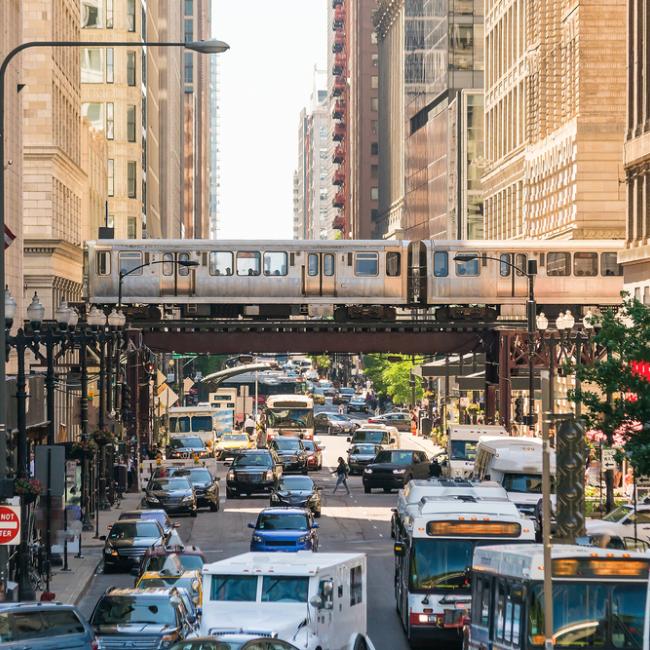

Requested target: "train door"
[
  {"left": 303, "top": 252, "right": 336, "bottom": 297},
  {"left": 160, "top": 251, "right": 195, "bottom": 297},
  {"left": 496, "top": 253, "right": 528, "bottom": 299}
]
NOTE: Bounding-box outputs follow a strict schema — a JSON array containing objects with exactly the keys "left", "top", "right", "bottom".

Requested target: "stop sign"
[{"left": 0, "top": 505, "right": 21, "bottom": 545}]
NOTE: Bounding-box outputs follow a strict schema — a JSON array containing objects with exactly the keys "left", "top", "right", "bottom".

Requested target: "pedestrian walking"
[
  {"left": 332, "top": 456, "right": 351, "bottom": 496},
  {"left": 338, "top": 403, "right": 344, "bottom": 415}
]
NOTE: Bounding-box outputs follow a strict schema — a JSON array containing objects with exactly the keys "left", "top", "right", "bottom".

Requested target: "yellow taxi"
[
  {"left": 214, "top": 431, "right": 255, "bottom": 460},
  {"left": 135, "top": 569, "right": 203, "bottom": 606}
]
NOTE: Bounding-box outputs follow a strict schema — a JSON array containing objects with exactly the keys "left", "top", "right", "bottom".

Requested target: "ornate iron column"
[{"left": 555, "top": 418, "right": 586, "bottom": 542}]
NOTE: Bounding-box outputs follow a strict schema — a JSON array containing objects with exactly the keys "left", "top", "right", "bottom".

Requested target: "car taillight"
[
  {"left": 91, "top": 640, "right": 99, "bottom": 650},
  {"left": 409, "top": 612, "right": 443, "bottom": 626}
]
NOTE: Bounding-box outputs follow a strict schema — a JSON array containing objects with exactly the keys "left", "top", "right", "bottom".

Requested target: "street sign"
[
  {"left": 0, "top": 505, "right": 21, "bottom": 545},
  {"left": 35, "top": 445, "right": 66, "bottom": 497},
  {"left": 602, "top": 448, "right": 617, "bottom": 471}
]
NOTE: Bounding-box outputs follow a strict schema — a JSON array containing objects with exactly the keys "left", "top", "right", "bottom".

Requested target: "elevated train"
[{"left": 85, "top": 239, "right": 625, "bottom": 320}]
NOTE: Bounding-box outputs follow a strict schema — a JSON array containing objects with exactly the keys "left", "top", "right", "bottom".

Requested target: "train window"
[
  {"left": 237, "top": 251, "right": 261, "bottom": 276},
  {"left": 323, "top": 254, "right": 335, "bottom": 277},
  {"left": 209, "top": 252, "right": 233, "bottom": 276},
  {"left": 601, "top": 252, "right": 623, "bottom": 276},
  {"left": 433, "top": 252, "right": 448, "bottom": 277},
  {"left": 514, "top": 254, "right": 527, "bottom": 276},
  {"left": 355, "top": 252, "right": 379, "bottom": 276},
  {"left": 97, "top": 251, "right": 111, "bottom": 276},
  {"left": 118, "top": 251, "right": 142, "bottom": 275},
  {"left": 386, "top": 252, "right": 401, "bottom": 277},
  {"left": 500, "top": 254, "right": 511, "bottom": 277},
  {"left": 263, "top": 252, "right": 288, "bottom": 276},
  {"left": 162, "top": 253, "right": 174, "bottom": 276},
  {"left": 547, "top": 252, "right": 570, "bottom": 276},
  {"left": 573, "top": 252, "right": 597, "bottom": 277},
  {"left": 455, "top": 253, "right": 479, "bottom": 277},
  {"left": 178, "top": 252, "right": 191, "bottom": 276},
  {"left": 308, "top": 254, "right": 319, "bottom": 277}
]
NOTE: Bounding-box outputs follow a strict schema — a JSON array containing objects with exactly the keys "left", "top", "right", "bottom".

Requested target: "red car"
[{"left": 301, "top": 439, "right": 323, "bottom": 471}]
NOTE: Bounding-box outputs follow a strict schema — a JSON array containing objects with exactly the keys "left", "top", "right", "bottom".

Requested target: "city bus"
[
  {"left": 167, "top": 405, "right": 219, "bottom": 451},
  {"left": 264, "top": 394, "right": 314, "bottom": 442},
  {"left": 393, "top": 496, "right": 535, "bottom": 647},
  {"left": 470, "top": 544, "right": 650, "bottom": 650}
]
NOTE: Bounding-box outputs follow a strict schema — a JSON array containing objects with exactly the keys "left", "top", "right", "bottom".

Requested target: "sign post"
[
  {"left": 0, "top": 505, "right": 21, "bottom": 546},
  {"left": 602, "top": 448, "right": 617, "bottom": 472}
]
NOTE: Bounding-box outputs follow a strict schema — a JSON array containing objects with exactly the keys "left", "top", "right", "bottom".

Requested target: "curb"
[{"left": 73, "top": 557, "right": 102, "bottom": 605}]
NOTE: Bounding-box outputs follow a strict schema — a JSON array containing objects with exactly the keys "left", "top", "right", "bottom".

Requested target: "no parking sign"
[{"left": 0, "top": 505, "right": 20, "bottom": 546}]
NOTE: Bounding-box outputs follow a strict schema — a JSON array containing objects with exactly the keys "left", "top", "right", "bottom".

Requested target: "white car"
[{"left": 585, "top": 503, "right": 650, "bottom": 543}]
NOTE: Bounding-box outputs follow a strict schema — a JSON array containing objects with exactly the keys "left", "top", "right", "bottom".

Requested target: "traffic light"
[{"left": 514, "top": 397, "right": 524, "bottom": 424}]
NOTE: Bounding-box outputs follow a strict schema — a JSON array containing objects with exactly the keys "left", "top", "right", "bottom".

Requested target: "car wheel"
[
  {"left": 364, "top": 486, "right": 371, "bottom": 494},
  {"left": 209, "top": 501, "right": 219, "bottom": 512},
  {"left": 190, "top": 509, "right": 198, "bottom": 518},
  {"left": 315, "top": 510, "right": 322, "bottom": 518},
  {"left": 226, "top": 488, "right": 236, "bottom": 499},
  {"left": 302, "top": 468, "right": 309, "bottom": 475}
]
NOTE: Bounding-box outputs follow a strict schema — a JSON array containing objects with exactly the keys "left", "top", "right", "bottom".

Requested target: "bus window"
[
  {"left": 308, "top": 254, "right": 319, "bottom": 276},
  {"left": 433, "top": 252, "right": 448, "bottom": 277},
  {"left": 263, "top": 251, "right": 288, "bottom": 276},
  {"left": 355, "top": 252, "right": 379, "bottom": 276},
  {"left": 237, "top": 251, "right": 261, "bottom": 276},
  {"left": 455, "top": 254, "right": 479, "bottom": 277},
  {"left": 386, "top": 252, "right": 401, "bottom": 277},
  {"left": 209, "top": 252, "right": 233, "bottom": 276},
  {"left": 601, "top": 252, "right": 623, "bottom": 276},
  {"left": 574, "top": 252, "right": 597, "bottom": 277},
  {"left": 500, "top": 254, "right": 511, "bottom": 277},
  {"left": 547, "top": 252, "right": 570, "bottom": 276},
  {"left": 97, "top": 251, "right": 111, "bottom": 275},
  {"left": 323, "top": 254, "right": 335, "bottom": 277}
]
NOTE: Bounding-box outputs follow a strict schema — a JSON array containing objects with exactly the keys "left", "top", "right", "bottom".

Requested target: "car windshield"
[
  {"left": 350, "top": 397, "right": 365, "bottom": 404},
  {"left": 120, "top": 512, "right": 168, "bottom": 528},
  {"left": 353, "top": 431, "right": 386, "bottom": 444},
  {"left": 502, "top": 473, "right": 544, "bottom": 493},
  {"left": 375, "top": 451, "right": 413, "bottom": 464},
  {"left": 329, "top": 414, "right": 349, "bottom": 421},
  {"left": 178, "top": 554, "right": 204, "bottom": 571},
  {"left": 150, "top": 478, "right": 191, "bottom": 491},
  {"left": 279, "top": 476, "right": 313, "bottom": 491},
  {"left": 232, "top": 453, "right": 272, "bottom": 468},
  {"left": 223, "top": 434, "right": 248, "bottom": 441},
  {"left": 352, "top": 444, "right": 378, "bottom": 455},
  {"left": 257, "top": 513, "right": 309, "bottom": 531},
  {"left": 191, "top": 416, "right": 213, "bottom": 431},
  {"left": 170, "top": 437, "right": 204, "bottom": 449},
  {"left": 210, "top": 575, "right": 258, "bottom": 602},
  {"left": 273, "top": 438, "right": 302, "bottom": 451},
  {"left": 176, "top": 469, "right": 212, "bottom": 484},
  {"left": 91, "top": 596, "right": 176, "bottom": 626},
  {"left": 108, "top": 522, "right": 160, "bottom": 539},
  {"left": 169, "top": 417, "right": 191, "bottom": 433},
  {"left": 139, "top": 577, "right": 197, "bottom": 595},
  {"left": 143, "top": 555, "right": 181, "bottom": 573},
  {"left": 449, "top": 440, "right": 477, "bottom": 461},
  {"left": 602, "top": 505, "right": 632, "bottom": 523},
  {"left": 267, "top": 408, "right": 314, "bottom": 428},
  {"left": 261, "top": 576, "right": 309, "bottom": 603},
  {"left": 0, "top": 610, "right": 85, "bottom": 642},
  {"left": 340, "top": 388, "right": 355, "bottom": 395},
  {"left": 302, "top": 441, "right": 316, "bottom": 451}
]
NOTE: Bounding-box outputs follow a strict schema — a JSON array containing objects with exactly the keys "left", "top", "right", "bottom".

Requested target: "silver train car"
[{"left": 85, "top": 239, "right": 625, "bottom": 320}]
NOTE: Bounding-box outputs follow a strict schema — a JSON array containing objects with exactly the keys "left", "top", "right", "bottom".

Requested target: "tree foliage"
[
  {"left": 310, "top": 355, "right": 331, "bottom": 373},
  {"left": 362, "top": 354, "right": 424, "bottom": 406},
  {"left": 569, "top": 297, "right": 650, "bottom": 474}
]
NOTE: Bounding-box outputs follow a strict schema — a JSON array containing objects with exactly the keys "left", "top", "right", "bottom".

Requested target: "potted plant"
[
  {"left": 14, "top": 478, "right": 42, "bottom": 503},
  {"left": 91, "top": 429, "right": 116, "bottom": 446},
  {"left": 69, "top": 438, "right": 98, "bottom": 461}
]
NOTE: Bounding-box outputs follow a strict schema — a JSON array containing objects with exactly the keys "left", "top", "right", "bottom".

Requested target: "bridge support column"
[
  {"left": 498, "top": 331, "right": 512, "bottom": 430},
  {"left": 484, "top": 331, "right": 499, "bottom": 423}
]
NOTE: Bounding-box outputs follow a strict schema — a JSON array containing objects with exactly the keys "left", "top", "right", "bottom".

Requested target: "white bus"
[
  {"left": 447, "top": 424, "right": 508, "bottom": 478},
  {"left": 265, "top": 394, "right": 314, "bottom": 442},
  {"left": 393, "top": 496, "right": 535, "bottom": 647},
  {"left": 167, "top": 405, "right": 219, "bottom": 449},
  {"left": 470, "top": 544, "right": 650, "bottom": 650},
  {"left": 473, "top": 436, "right": 556, "bottom": 519}
]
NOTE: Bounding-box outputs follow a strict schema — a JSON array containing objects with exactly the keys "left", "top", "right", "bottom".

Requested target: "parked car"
[
  {"left": 248, "top": 507, "right": 319, "bottom": 552},
  {"left": 0, "top": 602, "right": 95, "bottom": 649},
  {"left": 348, "top": 396, "right": 369, "bottom": 413},
  {"left": 347, "top": 443, "right": 381, "bottom": 475},
  {"left": 169, "top": 639, "right": 301, "bottom": 650},
  {"left": 367, "top": 411, "right": 411, "bottom": 432},
  {"left": 101, "top": 519, "right": 168, "bottom": 572},
  {"left": 362, "top": 449, "right": 432, "bottom": 493},
  {"left": 314, "top": 412, "right": 356, "bottom": 435},
  {"left": 269, "top": 437, "right": 309, "bottom": 474},
  {"left": 137, "top": 545, "right": 205, "bottom": 578},
  {"left": 144, "top": 476, "right": 198, "bottom": 517},
  {"left": 136, "top": 569, "right": 203, "bottom": 607},
  {"left": 586, "top": 503, "right": 650, "bottom": 543},
  {"left": 214, "top": 432, "right": 254, "bottom": 460},
  {"left": 167, "top": 436, "right": 211, "bottom": 459},
  {"left": 270, "top": 475, "right": 322, "bottom": 517},
  {"left": 225, "top": 449, "right": 282, "bottom": 498},
  {"left": 118, "top": 509, "right": 183, "bottom": 545},
  {"left": 301, "top": 438, "right": 323, "bottom": 470},
  {"left": 90, "top": 587, "right": 197, "bottom": 649},
  {"left": 174, "top": 467, "right": 220, "bottom": 511}
]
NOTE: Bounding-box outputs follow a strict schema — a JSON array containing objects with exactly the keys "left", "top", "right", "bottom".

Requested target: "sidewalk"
[
  {"left": 399, "top": 431, "right": 444, "bottom": 457},
  {"left": 41, "top": 490, "right": 143, "bottom": 604}
]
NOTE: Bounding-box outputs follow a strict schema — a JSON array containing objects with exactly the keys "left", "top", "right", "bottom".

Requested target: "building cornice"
[
  {"left": 24, "top": 239, "right": 83, "bottom": 263},
  {"left": 374, "top": 0, "right": 404, "bottom": 39}
]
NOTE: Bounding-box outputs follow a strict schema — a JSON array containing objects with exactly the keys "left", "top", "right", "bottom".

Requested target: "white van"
[
  {"left": 473, "top": 435, "right": 556, "bottom": 518},
  {"left": 201, "top": 552, "right": 375, "bottom": 650},
  {"left": 347, "top": 424, "right": 400, "bottom": 449},
  {"left": 446, "top": 424, "right": 508, "bottom": 478}
]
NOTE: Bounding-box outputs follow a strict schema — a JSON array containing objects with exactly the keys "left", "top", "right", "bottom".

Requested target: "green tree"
[
  {"left": 362, "top": 354, "right": 424, "bottom": 406},
  {"left": 193, "top": 355, "right": 228, "bottom": 377},
  {"left": 569, "top": 297, "right": 650, "bottom": 475},
  {"left": 310, "top": 354, "right": 331, "bottom": 374}
]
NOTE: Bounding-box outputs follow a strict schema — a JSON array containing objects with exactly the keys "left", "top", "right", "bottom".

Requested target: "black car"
[
  {"left": 144, "top": 476, "right": 198, "bottom": 516},
  {"left": 347, "top": 443, "right": 381, "bottom": 475},
  {"left": 166, "top": 436, "right": 210, "bottom": 459},
  {"left": 226, "top": 449, "right": 282, "bottom": 498},
  {"left": 348, "top": 396, "right": 369, "bottom": 413},
  {"left": 174, "top": 467, "right": 220, "bottom": 511},
  {"left": 314, "top": 412, "right": 357, "bottom": 435},
  {"left": 269, "top": 438, "right": 309, "bottom": 474},
  {"left": 362, "top": 449, "right": 432, "bottom": 493},
  {"left": 270, "top": 475, "right": 322, "bottom": 517},
  {"left": 118, "top": 509, "right": 183, "bottom": 545},
  {"left": 101, "top": 519, "right": 168, "bottom": 572}
]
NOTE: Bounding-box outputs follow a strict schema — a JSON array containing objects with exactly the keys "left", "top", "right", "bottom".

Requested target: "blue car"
[{"left": 248, "top": 507, "right": 319, "bottom": 552}]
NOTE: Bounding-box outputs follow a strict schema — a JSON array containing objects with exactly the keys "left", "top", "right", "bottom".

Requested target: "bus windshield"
[
  {"left": 450, "top": 440, "right": 476, "bottom": 461},
  {"left": 528, "top": 581, "right": 646, "bottom": 648},
  {"left": 502, "top": 473, "right": 543, "bottom": 493},
  {"left": 191, "top": 416, "right": 213, "bottom": 431},
  {"left": 267, "top": 408, "right": 314, "bottom": 429}
]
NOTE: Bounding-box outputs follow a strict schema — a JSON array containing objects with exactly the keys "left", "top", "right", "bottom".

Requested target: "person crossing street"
[{"left": 332, "top": 456, "right": 351, "bottom": 496}]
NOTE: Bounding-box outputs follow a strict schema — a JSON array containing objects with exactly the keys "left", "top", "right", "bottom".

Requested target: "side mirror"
[
  {"left": 99, "top": 535, "right": 107, "bottom": 541},
  {"left": 247, "top": 522, "right": 255, "bottom": 529},
  {"left": 309, "top": 594, "right": 323, "bottom": 609},
  {"left": 130, "top": 567, "right": 140, "bottom": 577},
  {"left": 393, "top": 542, "right": 406, "bottom": 557},
  {"left": 187, "top": 613, "right": 197, "bottom": 625},
  {"left": 346, "top": 437, "right": 351, "bottom": 443},
  {"left": 312, "top": 522, "right": 319, "bottom": 529},
  {"left": 196, "top": 607, "right": 202, "bottom": 617},
  {"left": 390, "top": 438, "right": 396, "bottom": 445}
]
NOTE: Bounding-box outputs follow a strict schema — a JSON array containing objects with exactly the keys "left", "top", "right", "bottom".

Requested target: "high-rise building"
[
  {"left": 621, "top": 0, "right": 650, "bottom": 304},
  {"left": 327, "top": 0, "right": 379, "bottom": 239},
  {"left": 375, "top": 0, "right": 485, "bottom": 241},
  {"left": 1, "top": 1, "right": 24, "bottom": 323},
  {"left": 208, "top": 54, "right": 220, "bottom": 239},
  {"left": 483, "top": 0, "right": 626, "bottom": 241}
]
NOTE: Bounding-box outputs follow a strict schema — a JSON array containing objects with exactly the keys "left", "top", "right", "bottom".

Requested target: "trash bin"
[{"left": 420, "top": 416, "right": 432, "bottom": 437}]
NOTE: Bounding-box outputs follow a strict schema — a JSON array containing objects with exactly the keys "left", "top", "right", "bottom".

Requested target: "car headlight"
[
  {"left": 252, "top": 535, "right": 263, "bottom": 543},
  {"left": 364, "top": 468, "right": 373, "bottom": 474},
  {"left": 146, "top": 494, "right": 160, "bottom": 503},
  {"left": 393, "top": 469, "right": 406, "bottom": 474},
  {"left": 271, "top": 493, "right": 280, "bottom": 501},
  {"left": 227, "top": 471, "right": 235, "bottom": 481},
  {"left": 264, "top": 471, "right": 274, "bottom": 480},
  {"left": 298, "top": 535, "right": 309, "bottom": 543},
  {"left": 182, "top": 495, "right": 194, "bottom": 502}
]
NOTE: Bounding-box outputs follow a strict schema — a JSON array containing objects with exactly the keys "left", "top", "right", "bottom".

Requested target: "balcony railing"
[
  {"left": 332, "top": 77, "right": 346, "bottom": 97},
  {"left": 332, "top": 32, "right": 345, "bottom": 53},
  {"left": 332, "top": 6, "right": 345, "bottom": 29},
  {"left": 332, "top": 0, "right": 343, "bottom": 7},
  {"left": 332, "top": 214, "right": 345, "bottom": 230},
  {"left": 332, "top": 145, "right": 345, "bottom": 164},
  {"left": 332, "top": 100, "right": 346, "bottom": 120},
  {"left": 333, "top": 192, "right": 345, "bottom": 208},
  {"left": 332, "top": 123, "right": 346, "bottom": 141},
  {"left": 332, "top": 170, "right": 345, "bottom": 186}
]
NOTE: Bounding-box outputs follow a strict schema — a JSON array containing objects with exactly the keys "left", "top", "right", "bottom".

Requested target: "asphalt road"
[{"left": 77, "top": 431, "right": 411, "bottom": 650}]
